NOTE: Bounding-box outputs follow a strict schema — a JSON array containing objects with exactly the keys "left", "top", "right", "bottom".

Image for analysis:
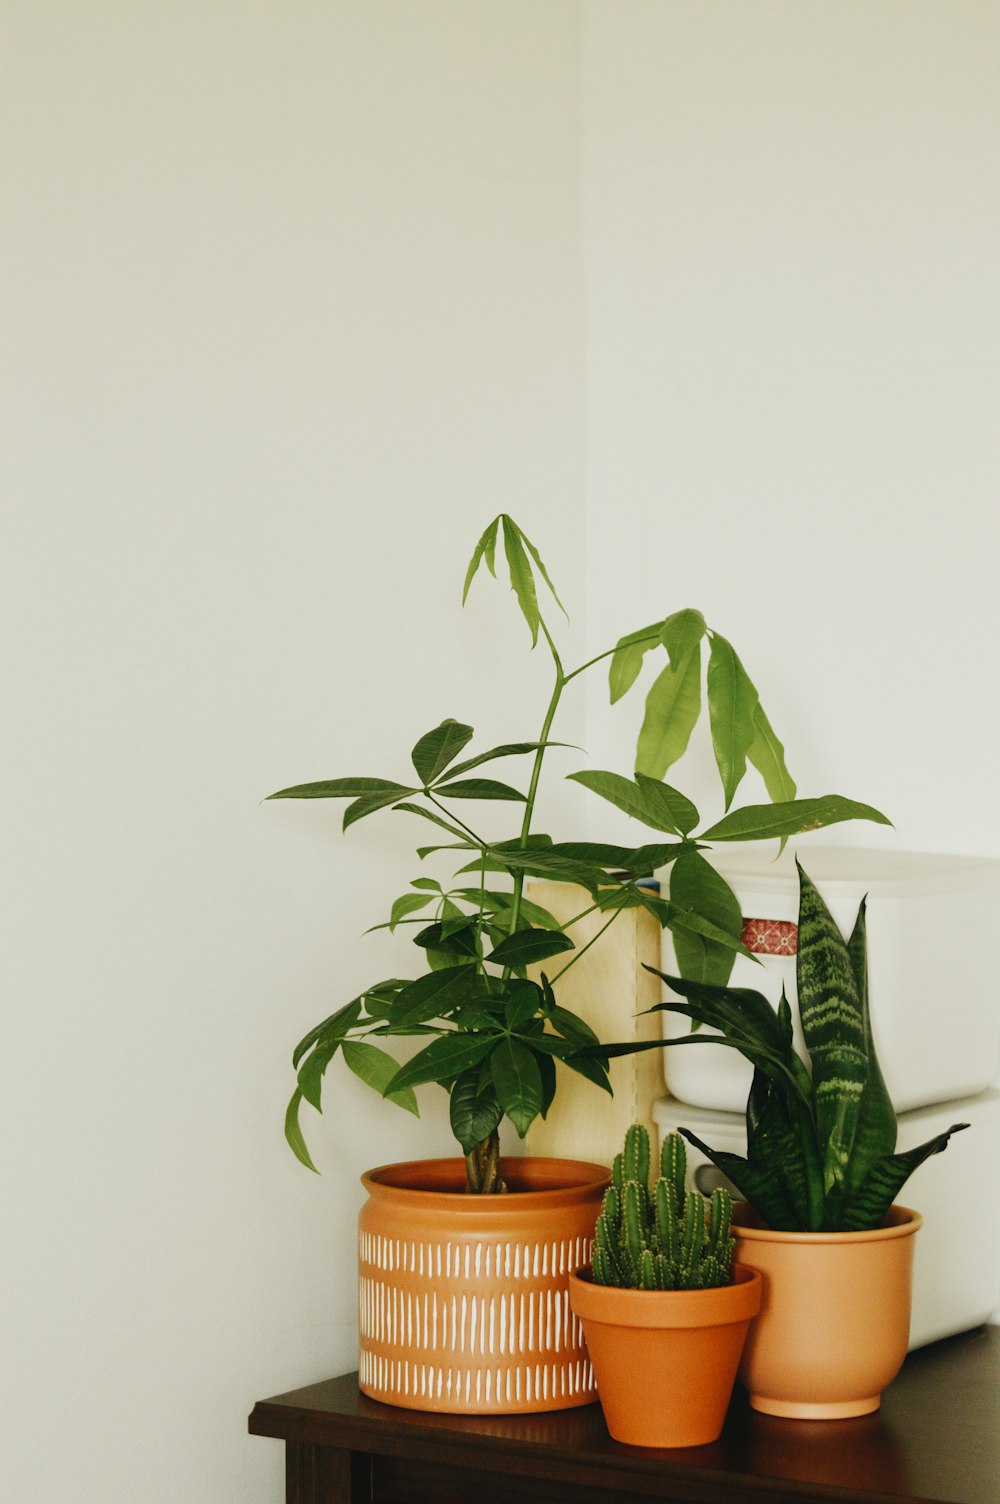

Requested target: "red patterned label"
[{"left": 741, "top": 918, "right": 798, "bottom": 956}]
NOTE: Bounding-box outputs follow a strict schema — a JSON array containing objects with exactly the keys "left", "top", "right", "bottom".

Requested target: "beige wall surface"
[{"left": 4, "top": 4, "right": 997, "bottom": 1499}]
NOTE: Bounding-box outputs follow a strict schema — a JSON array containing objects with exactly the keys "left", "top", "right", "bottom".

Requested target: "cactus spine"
[{"left": 592, "top": 1124, "right": 736, "bottom": 1291}]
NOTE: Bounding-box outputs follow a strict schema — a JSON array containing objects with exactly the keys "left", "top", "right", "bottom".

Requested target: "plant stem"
[
  {"left": 465, "top": 1128, "right": 507, "bottom": 1194},
  {"left": 562, "top": 630, "right": 661, "bottom": 685},
  {"left": 504, "top": 615, "right": 564, "bottom": 944},
  {"left": 548, "top": 906, "right": 622, "bottom": 984}
]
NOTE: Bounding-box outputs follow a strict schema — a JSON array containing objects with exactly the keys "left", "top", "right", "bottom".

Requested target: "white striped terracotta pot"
[{"left": 357, "top": 1156, "right": 611, "bottom": 1414}]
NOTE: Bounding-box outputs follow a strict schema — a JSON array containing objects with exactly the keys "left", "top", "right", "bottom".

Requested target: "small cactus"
[{"left": 592, "top": 1125, "right": 736, "bottom": 1290}]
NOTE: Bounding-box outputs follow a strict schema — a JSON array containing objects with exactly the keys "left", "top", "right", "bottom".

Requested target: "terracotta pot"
[
  {"left": 568, "top": 1264, "right": 762, "bottom": 1447},
  {"left": 358, "top": 1156, "right": 610, "bottom": 1414},
  {"left": 733, "top": 1203, "right": 922, "bottom": 1419}
]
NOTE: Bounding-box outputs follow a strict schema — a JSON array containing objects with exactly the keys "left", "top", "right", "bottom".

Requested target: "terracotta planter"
[
  {"left": 733, "top": 1204, "right": 922, "bottom": 1419},
  {"left": 568, "top": 1264, "right": 762, "bottom": 1447},
  {"left": 358, "top": 1156, "right": 610, "bottom": 1414}
]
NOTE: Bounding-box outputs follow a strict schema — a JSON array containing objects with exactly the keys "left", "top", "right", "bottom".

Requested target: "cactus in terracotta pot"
[{"left": 593, "top": 1125, "right": 735, "bottom": 1289}]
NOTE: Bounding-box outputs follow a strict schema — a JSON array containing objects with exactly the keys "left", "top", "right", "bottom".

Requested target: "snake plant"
[
  {"left": 589, "top": 863, "right": 968, "bottom": 1231},
  {"left": 592, "top": 1124, "right": 735, "bottom": 1289}
]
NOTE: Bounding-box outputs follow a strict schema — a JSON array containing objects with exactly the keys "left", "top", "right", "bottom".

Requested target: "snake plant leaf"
[
  {"left": 746, "top": 1067, "right": 826, "bottom": 1230},
  {"left": 642, "top": 969, "right": 813, "bottom": 1105},
  {"left": 702, "top": 795, "right": 892, "bottom": 843},
  {"left": 678, "top": 1128, "right": 801, "bottom": 1233},
  {"left": 666, "top": 850, "right": 744, "bottom": 987},
  {"left": 635, "top": 644, "right": 702, "bottom": 780},
  {"left": 284, "top": 1090, "right": 319, "bottom": 1173},
  {"left": 462, "top": 516, "right": 500, "bottom": 604},
  {"left": 342, "top": 1041, "right": 419, "bottom": 1116},
  {"left": 707, "top": 634, "right": 760, "bottom": 810},
  {"left": 489, "top": 1036, "right": 544, "bottom": 1136},
  {"left": 837, "top": 1124, "right": 970, "bottom": 1233},
  {"left": 796, "top": 865, "right": 868, "bottom": 1204},
  {"left": 636, "top": 773, "right": 699, "bottom": 837},
  {"left": 449, "top": 1068, "right": 504, "bottom": 1154},
  {"left": 501, "top": 515, "right": 541, "bottom": 646},
  {"left": 487, "top": 927, "right": 575, "bottom": 968},
  {"left": 267, "top": 776, "right": 415, "bottom": 802},
  {"left": 410, "top": 719, "right": 475, "bottom": 785},
  {"left": 840, "top": 898, "right": 897, "bottom": 1212},
  {"left": 384, "top": 1032, "right": 496, "bottom": 1096},
  {"left": 609, "top": 622, "right": 663, "bottom": 704},
  {"left": 433, "top": 777, "right": 527, "bottom": 801},
  {"left": 660, "top": 608, "right": 707, "bottom": 673}
]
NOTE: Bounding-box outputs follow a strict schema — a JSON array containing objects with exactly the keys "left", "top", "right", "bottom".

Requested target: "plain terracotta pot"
[
  {"left": 733, "top": 1204, "right": 922, "bottom": 1419},
  {"left": 357, "top": 1156, "right": 610, "bottom": 1414},
  {"left": 568, "top": 1264, "right": 762, "bottom": 1447}
]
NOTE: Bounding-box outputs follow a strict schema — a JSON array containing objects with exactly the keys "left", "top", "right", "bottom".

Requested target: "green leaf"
[
  {"left": 745, "top": 1067, "right": 825, "bottom": 1230},
  {"left": 840, "top": 898, "right": 897, "bottom": 1213},
  {"left": 548, "top": 1005, "right": 601, "bottom": 1047},
  {"left": 635, "top": 773, "right": 699, "bottom": 837},
  {"left": 392, "top": 803, "right": 475, "bottom": 843},
  {"left": 679, "top": 1128, "right": 802, "bottom": 1232},
  {"left": 452, "top": 888, "right": 563, "bottom": 931},
  {"left": 343, "top": 788, "right": 416, "bottom": 830},
  {"left": 659, "top": 608, "right": 707, "bottom": 672},
  {"left": 702, "top": 795, "right": 893, "bottom": 844},
  {"left": 284, "top": 1089, "right": 319, "bottom": 1173},
  {"left": 506, "top": 980, "right": 544, "bottom": 1029},
  {"left": 667, "top": 850, "right": 743, "bottom": 987},
  {"left": 342, "top": 1041, "right": 419, "bottom": 1115},
  {"left": 706, "top": 634, "right": 760, "bottom": 811},
  {"left": 462, "top": 517, "right": 500, "bottom": 604},
  {"left": 434, "top": 777, "right": 527, "bottom": 802},
  {"left": 411, "top": 719, "right": 475, "bottom": 785},
  {"left": 747, "top": 701, "right": 796, "bottom": 806},
  {"left": 516, "top": 518, "right": 568, "bottom": 619},
  {"left": 292, "top": 996, "right": 364, "bottom": 1070},
  {"left": 410, "top": 877, "right": 442, "bottom": 891},
  {"left": 267, "top": 777, "right": 414, "bottom": 802},
  {"left": 490, "top": 1037, "right": 544, "bottom": 1137},
  {"left": 635, "top": 645, "right": 702, "bottom": 780},
  {"left": 537, "top": 1051, "right": 557, "bottom": 1116},
  {"left": 487, "top": 927, "right": 575, "bottom": 967},
  {"left": 501, "top": 515, "right": 540, "bottom": 645},
  {"left": 548, "top": 840, "right": 686, "bottom": 874},
  {"left": 795, "top": 864, "right": 868, "bottom": 1207},
  {"left": 567, "top": 768, "right": 675, "bottom": 833},
  {"left": 441, "top": 741, "right": 571, "bottom": 781},
  {"left": 608, "top": 623, "right": 662, "bottom": 705},
  {"left": 449, "top": 1069, "right": 504, "bottom": 1154},
  {"left": 389, "top": 892, "right": 435, "bottom": 931},
  {"left": 414, "top": 921, "right": 479, "bottom": 959},
  {"left": 384, "top": 1033, "right": 495, "bottom": 1095},
  {"left": 838, "top": 1125, "right": 970, "bottom": 1232},
  {"left": 387, "top": 965, "right": 478, "bottom": 1029}
]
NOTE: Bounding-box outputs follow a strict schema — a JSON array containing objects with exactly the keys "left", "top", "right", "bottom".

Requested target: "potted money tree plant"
[
  {"left": 585, "top": 862, "right": 969, "bottom": 1420},
  {"left": 268, "top": 515, "right": 888, "bottom": 1415}
]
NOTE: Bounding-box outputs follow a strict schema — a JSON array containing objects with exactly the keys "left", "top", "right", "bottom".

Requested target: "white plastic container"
[
  {"left": 654, "top": 1090, "right": 1000, "bottom": 1350},
  {"left": 658, "top": 848, "right": 1000, "bottom": 1114}
]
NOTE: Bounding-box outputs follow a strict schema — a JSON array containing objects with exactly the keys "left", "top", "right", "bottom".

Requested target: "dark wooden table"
[{"left": 249, "top": 1324, "right": 998, "bottom": 1504}]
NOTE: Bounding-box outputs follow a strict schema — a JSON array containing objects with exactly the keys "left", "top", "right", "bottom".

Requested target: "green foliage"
[
  {"left": 270, "top": 515, "right": 889, "bottom": 1188},
  {"left": 592, "top": 1126, "right": 736, "bottom": 1290},
  {"left": 586, "top": 866, "right": 969, "bottom": 1232}
]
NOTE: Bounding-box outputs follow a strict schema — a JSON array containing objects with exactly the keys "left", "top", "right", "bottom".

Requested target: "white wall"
[
  {"left": 2, "top": 5, "right": 584, "bottom": 1501},
  {"left": 581, "top": 1, "right": 1000, "bottom": 857},
  {"left": 4, "top": 4, "right": 998, "bottom": 1500}
]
